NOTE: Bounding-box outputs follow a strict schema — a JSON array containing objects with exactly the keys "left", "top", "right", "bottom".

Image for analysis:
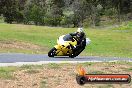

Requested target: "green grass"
[
  {"left": 0, "top": 66, "right": 18, "bottom": 79},
  {"left": 0, "top": 62, "right": 131, "bottom": 79},
  {"left": 40, "top": 80, "right": 47, "bottom": 88},
  {"left": 0, "top": 23, "right": 132, "bottom": 58},
  {"left": 25, "top": 69, "right": 40, "bottom": 74},
  {"left": 80, "top": 62, "right": 94, "bottom": 66},
  {"left": 112, "top": 21, "right": 132, "bottom": 30},
  {"left": 0, "top": 62, "right": 131, "bottom": 88},
  {"left": 89, "top": 71, "right": 105, "bottom": 74},
  {"left": 20, "top": 65, "right": 44, "bottom": 70},
  {"left": 47, "top": 63, "right": 61, "bottom": 69},
  {"left": 97, "top": 84, "right": 114, "bottom": 88},
  {"left": 125, "top": 68, "right": 132, "bottom": 71}
]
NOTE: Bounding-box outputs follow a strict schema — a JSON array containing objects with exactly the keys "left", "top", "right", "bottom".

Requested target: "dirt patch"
[
  {"left": 0, "top": 63, "right": 131, "bottom": 88},
  {"left": 0, "top": 40, "right": 49, "bottom": 53}
]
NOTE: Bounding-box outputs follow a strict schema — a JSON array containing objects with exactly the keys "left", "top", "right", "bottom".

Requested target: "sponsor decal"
[{"left": 76, "top": 66, "right": 131, "bottom": 85}]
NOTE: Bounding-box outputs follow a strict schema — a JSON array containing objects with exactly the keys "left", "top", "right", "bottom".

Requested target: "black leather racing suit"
[{"left": 69, "top": 32, "right": 86, "bottom": 56}]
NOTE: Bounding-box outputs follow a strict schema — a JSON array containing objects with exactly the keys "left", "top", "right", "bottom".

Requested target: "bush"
[
  {"left": 44, "top": 16, "right": 62, "bottom": 26},
  {"left": 83, "top": 18, "right": 91, "bottom": 28},
  {"left": 60, "top": 16, "right": 74, "bottom": 27},
  {"left": 112, "top": 21, "right": 132, "bottom": 30},
  {"left": 0, "top": 15, "right": 4, "bottom": 23}
]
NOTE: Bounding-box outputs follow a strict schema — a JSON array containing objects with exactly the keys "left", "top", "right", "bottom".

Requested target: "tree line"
[{"left": 0, "top": 0, "right": 132, "bottom": 27}]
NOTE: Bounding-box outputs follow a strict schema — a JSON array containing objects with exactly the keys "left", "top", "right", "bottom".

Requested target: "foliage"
[
  {"left": 45, "top": 0, "right": 65, "bottom": 26},
  {"left": 24, "top": 0, "right": 46, "bottom": 25},
  {"left": 0, "top": 66, "right": 17, "bottom": 79},
  {"left": 112, "top": 21, "right": 132, "bottom": 30},
  {"left": 0, "top": 15, "right": 4, "bottom": 23},
  {"left": 0, "top": 0, "right": 132, "bottom": 26}
]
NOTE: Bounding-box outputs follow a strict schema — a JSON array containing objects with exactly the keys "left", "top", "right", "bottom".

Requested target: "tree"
[
  {"left": 45, "top": 0, "right": 64, "bottom": 26},
  {"left": 100, "top": 0, "right": 132, "bottom": 22},
  {"left": 69, "top": 0, "right": 104, "bottom": 27},
  {"left": 24, "top": 0, "right": 46, "bottom": 25},
  {"left": 1, "top": 0, "right": 132, "bottom": 26},
  {"left": 0, "top": 0, "right": 25, "bottom": 23},
  {"left": 0, "top": 0, "right": 18, "bottom": 23},
  {"left": 71, "top": 0, "right": 91, "bottom": 27}
]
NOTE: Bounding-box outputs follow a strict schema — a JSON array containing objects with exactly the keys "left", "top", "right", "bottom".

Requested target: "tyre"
[
  {"left": 69, "top": 53, "right": 75, "bottom": 58},
  {"left": 76, "top": 75, "right": 86, "bottom": 85},
  {"left": 48, "top": 47, "right": 57, "bottom": 57}
]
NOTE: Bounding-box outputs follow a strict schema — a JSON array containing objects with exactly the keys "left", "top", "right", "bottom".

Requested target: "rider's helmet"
[
  {"left": 77, "top": 28, "right": 83, "bottom": 33},
  {"left": 76, "top": 28, "right": 84, "bottom": 40}
]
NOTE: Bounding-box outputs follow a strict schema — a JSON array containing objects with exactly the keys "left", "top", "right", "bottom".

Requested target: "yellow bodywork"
[{"left": 54, "top": 35, "right": 77, "bottom": 56}]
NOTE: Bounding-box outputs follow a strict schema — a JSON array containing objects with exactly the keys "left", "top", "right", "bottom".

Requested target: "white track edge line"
[{"left": 0, "top": 60, "right": 132, "bottom": 67}]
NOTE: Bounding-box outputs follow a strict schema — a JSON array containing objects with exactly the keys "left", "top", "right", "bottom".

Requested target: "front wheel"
[{"left": 48, "top": 47, "right": 57, "bottom": 57}]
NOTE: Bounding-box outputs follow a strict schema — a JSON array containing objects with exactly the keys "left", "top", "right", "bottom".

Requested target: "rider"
[{"left": 69, "top": 28, "right": 86, "bottom": 56}]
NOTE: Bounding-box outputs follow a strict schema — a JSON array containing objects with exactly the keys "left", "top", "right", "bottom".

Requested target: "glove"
[
  {"left": 73, "top": 45, "right": 76, "bottom": 48},
  {"left": 73, "top": 45, "right": 79, "bottom": 50},
  {"left": 72, "top": 45, "right": 76, "bottom": 51}
]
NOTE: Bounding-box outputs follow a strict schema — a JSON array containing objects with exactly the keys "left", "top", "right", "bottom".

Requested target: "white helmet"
[{"left": 77, "top": 28, "right": 83, "bottom": 33}]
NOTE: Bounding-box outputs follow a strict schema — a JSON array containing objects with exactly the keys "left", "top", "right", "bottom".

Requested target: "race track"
[{"left": 0, "top": 53, "right": 131, "bottom": 66}]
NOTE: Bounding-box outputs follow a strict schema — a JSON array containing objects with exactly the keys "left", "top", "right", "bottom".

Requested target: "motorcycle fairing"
[{"left": 54, "top": 35, "right": 77, "bottom": 56}]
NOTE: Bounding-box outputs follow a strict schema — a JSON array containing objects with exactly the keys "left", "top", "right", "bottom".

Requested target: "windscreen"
[{"left": 63, "top": 34, "right": 73, "bottom": 41}]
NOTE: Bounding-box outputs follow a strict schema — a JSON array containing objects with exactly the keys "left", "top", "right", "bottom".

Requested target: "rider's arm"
[{"left": 69, "top": 32, "right": 77, "bottom": 36}]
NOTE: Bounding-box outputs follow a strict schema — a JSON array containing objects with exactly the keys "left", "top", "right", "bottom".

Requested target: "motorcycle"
[{"left": 48, "top": 33, "right": 91, "bottom": 58}]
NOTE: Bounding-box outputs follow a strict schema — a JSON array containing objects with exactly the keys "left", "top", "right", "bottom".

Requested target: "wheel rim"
[{"left": 51, "top": 49, "right": 56, "bottom": 56}]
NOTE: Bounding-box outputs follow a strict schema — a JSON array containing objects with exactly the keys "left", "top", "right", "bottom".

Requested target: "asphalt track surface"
[{"left": 0, "top": 53, "right": 132, "bottom": 63}]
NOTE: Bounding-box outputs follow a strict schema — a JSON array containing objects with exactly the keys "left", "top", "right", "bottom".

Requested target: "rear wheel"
[
  {"left": 69, "top": 53, "right": 76, "bottom": 58},
  {"left": 48, "top": 47, "right": 57, "bottom": 57}
]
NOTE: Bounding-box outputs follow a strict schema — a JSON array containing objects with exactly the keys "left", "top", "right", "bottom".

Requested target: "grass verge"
[
  {"left": 0, "top": 66, "right": 18, "bottom": 79},
  {"left": 0, "top": 23, "right": 132, "bottom": 58},
  {"left": 0, "top": 61, "right": 131, "bottom": 88}
]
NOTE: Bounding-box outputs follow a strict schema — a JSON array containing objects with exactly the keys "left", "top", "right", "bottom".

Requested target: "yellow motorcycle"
[{"left": 48, "top": 34, "right": 90, "bottom": 58}]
